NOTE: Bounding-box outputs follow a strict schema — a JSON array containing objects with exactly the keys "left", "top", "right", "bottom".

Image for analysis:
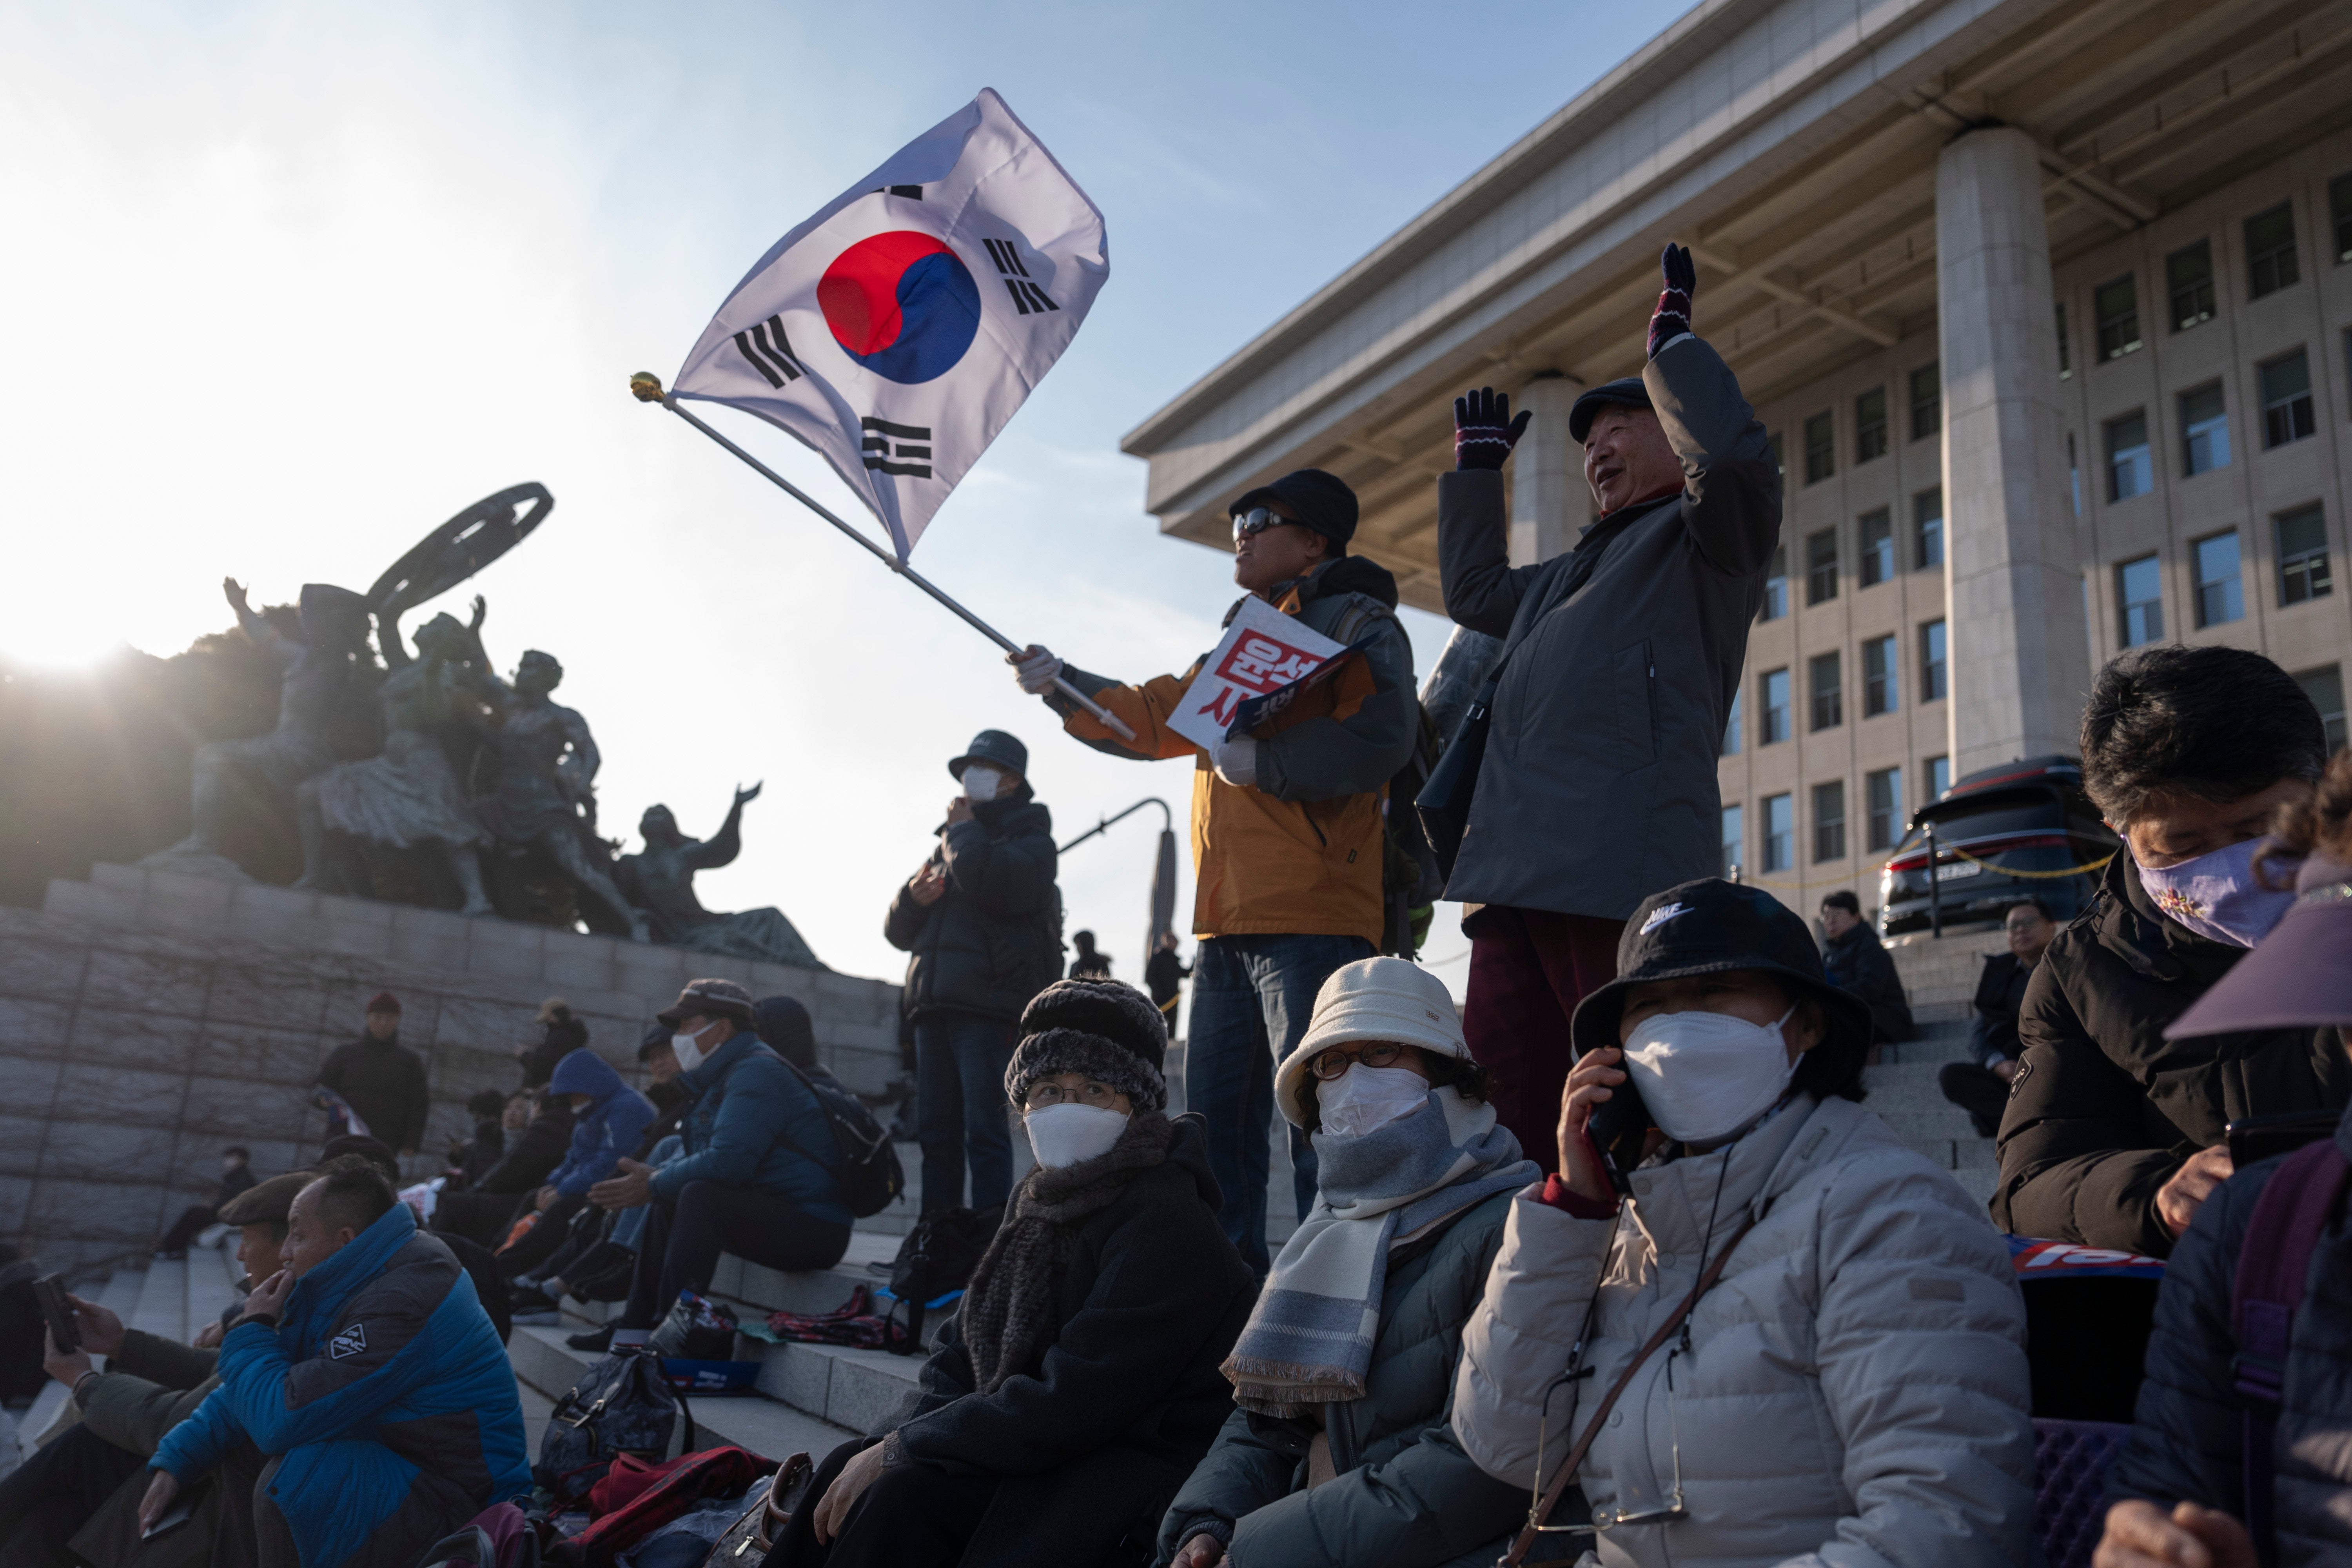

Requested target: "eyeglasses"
[
  {"left": 1231, "top": 506, "right": 1294, "bottom": 543},
  {"left": 1023, "top": 1080, "right": 1123, "bottom": 1111},
  {"left": 1309, "top": 1042, "right": 1407, "bottom": 1080}
]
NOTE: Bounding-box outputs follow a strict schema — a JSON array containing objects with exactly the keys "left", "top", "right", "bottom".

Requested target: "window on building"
[
  {"left": 1720, "top": 804, "right": 1744, "bottom": 879},
  {"left": 1721, "top": 686, "right": 1743, "bottom": 756},
  {"left": 1866, "top": 767, "right": 1902, "bottom": 854},
  {"left": 1859, "top": 508, "right": 1894, "bottom": 587},
  {"left": 1813, "top": 781, "right": 1847, "bottom": 864},
  {"left": 2333, "top": 174, "right": 2352, "bottom": 264},
  {"left": 1803, "top": 410, "right": 1835, "bottom": 485},
  {"left": 1926, "top": 755, "right": 1951, "bottom": 803},
  {"left": 1760, "top": 543, "right": 1787, "bottom": 621},
  {"left": 2118, "top": 553, "right": 2164, "bottom": 646},
  {"left": 2246, "top": 202, "right": 2300, "bottom": 299},
  {"left": 1913, "top": 487, "right": 1944, "bottom": 570},
  {"left": 1763, "top": 793, "right": 1793, "bottom": 872},
  {"left": 1768, "top": 430, "right": 1783, "bottom": 479},
  {"left": 1908, "top": 363, "right": 1940, "bottom": 442},
  {"left": 1855, "top": 387, "right": 1888, "bottom": 463},
  {"left": 2296, "top": 665, "right": 2348, "bottom": 752},
  {"left": 2167, "top": 240, "right": 2215, "bottom": 331},
  {"left": 1806, "top": 527, "right": 1839, "bottom": 605},
  {"left": 1863, "top": 633, "right": 1898, "bottom": 717},
  {"left": 2193, "top": 531, "right": 2243, "bottom": 627},
  {"left": 1810, "top": 650, "right": 1843, "bottom": 731},
  {"left": 2069, "top": 431, "right": 2082, "bottom": 515},
  {"left": 1920, "top": 619, "right": 1947, "bottom": 702},
  {"left": 2278, "top": 504, "right": 2333, "bottom": 606},
  {"left": 1761, "top": 668, "right": 1790, "bottom": 744},
  {"left": 2105, "top": 411, "right": 2152, "bottom": 501},
  {"left": 2261, "top": 350, "right": 2316, "bottom": 447},
  {"left": 2180, "top": 382, "right": 2230, "bottom": 476},
  {"left": 2095, "top": 274, "right": 2142, "bottom": 359},
  {"left": 2057, "top": 301, "right": 2072, "bottom": 379}
]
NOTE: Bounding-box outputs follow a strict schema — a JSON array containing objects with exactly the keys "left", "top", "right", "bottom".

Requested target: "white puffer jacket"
[{"left": 1452, "top": 1093, "right": 2036, "bottom": 1568}]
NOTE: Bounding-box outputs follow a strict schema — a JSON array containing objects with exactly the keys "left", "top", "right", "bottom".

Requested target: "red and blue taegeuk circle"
[{"left": 816, "top": 231, "right": 981, "bottom": 385}]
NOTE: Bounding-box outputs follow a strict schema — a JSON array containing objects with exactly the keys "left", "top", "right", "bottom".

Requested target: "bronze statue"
[
  {"left": 616, "top": 784, "right": 823, "bottom": 967},
  {"left": 294, "top": 597, "right": 494, "bottom": 914}
]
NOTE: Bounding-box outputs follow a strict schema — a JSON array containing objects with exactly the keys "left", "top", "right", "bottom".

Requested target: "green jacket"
[
  {"left": 80, "top": 1330, "right": 219, "bottom": 1455},
  {"left": 1156, "top": 1191, "right": 1524, "bottom": 1568}
]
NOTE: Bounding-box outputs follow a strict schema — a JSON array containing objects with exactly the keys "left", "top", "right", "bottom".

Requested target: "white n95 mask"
[
  {"left": 962, "top": 766, "right": 1004, "bottom": 803},
  {"left": 1316, "top": 1063, "right": 1432, "bottom": 1138},
  {"left": 1619, "top": 1007, "right": 1798, "bottom": 1145},
  {"left": 1025, "top": 1103, "right": 1128, "bottom": 1168}
]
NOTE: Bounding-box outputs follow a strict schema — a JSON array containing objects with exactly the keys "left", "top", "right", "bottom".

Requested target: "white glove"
[
  {"left": 1210, "top": 734, "right": 1259, "bottom": 788},
  {"left": 1012, "top": 644, "right": 1062, "bottom": 695}
]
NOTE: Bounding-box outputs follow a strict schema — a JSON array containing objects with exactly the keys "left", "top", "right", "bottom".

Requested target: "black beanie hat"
[
  {"left": 1003, "top": 979, "right": 1169, "bottom": 1114},
  {"left": 1229, "top": 469, "right": 1358, "bottom": 551}
]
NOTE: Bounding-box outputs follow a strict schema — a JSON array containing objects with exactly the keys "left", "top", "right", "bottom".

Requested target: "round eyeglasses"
[
  {"left": 1023, "top": 1079, "right": 1123, "bottom": 1111},
  {"left": 1308, "top": 1042, "right": 1408, "bottom": 1080}
]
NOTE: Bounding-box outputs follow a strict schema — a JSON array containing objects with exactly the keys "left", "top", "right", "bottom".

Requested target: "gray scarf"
[{"left": 960, "top": 1110, "right": 1174, "bottom": 1392}]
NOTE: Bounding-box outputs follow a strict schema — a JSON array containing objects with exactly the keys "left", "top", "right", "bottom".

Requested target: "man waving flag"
[{"left": 669, "top": 87, "right": 1108, "bottom": 560}]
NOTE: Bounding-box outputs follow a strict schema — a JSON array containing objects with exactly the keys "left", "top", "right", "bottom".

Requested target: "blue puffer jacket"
[
  {"left": 651, "top": 1031, "right": 848, "bottom": 1228},
  {"left": 544, "top": 1047, "right": 657, "bottom": 1198},
  {"left": 153, "top": 1202, "right": 529, "bottom": 1568}
]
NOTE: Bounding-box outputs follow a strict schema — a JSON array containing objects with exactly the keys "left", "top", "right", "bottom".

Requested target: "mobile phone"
[
  {"left": 32, "top": 1274, "right": 79, "bottom": 1356},
  {"left": 1583, "top": 1078, "right": 1652, "bottom": 1197},
  {"left": 142, "top": 1494, "right": 197, "bottom": 1540},
  {"left": 2225, "top": 1109, "right": 2341, "bottom": 1171}
]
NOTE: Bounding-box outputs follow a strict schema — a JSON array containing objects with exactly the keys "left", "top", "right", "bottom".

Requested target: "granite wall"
[{"left": 1, "top": 862, "right": 901, "bottom": 1269}]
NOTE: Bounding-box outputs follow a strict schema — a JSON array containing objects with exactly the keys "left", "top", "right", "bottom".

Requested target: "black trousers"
[
  {"left": 0, "top": 1422, "right": 142, "bottom": 1566},
  {"left": 762, "top": 1438, "right": 998, "bottom": 1568},
  {"left": 1940, "top": 1060, "right": 2013, "bottom": 1140},
  {"left": 620, "top": 1181, "right": 850, "bottom": 1329},
  {"left": 495, "top": 1193, "right": 586, "bottom": 1278}
]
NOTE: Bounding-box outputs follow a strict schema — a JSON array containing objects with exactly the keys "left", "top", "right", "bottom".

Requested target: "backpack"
[
  {"left": 883, "top": 1203, "right": 1002, "bottom": 1352},
  {"left": 535, "top": 1343, "right": 694, "bottom": 1503},
  {"left": 778, "top": 1058, "right": 905, "bottom": 1220},
  {"left": 2230, "top": 1133, "right": 2351, "bottom": 1567}
]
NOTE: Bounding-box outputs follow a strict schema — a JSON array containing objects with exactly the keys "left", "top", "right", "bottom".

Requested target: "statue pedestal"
[{"left": 0, "top": 864, "right": 901, "bottom": 1269}]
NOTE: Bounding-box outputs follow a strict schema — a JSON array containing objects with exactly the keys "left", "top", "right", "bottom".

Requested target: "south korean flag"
[{"left": 668, "top": 88, "right": 1109, "bottom": 560}]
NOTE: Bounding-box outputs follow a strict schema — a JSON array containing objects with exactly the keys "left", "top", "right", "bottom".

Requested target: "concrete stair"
[{"left": 16, "top": 1242, "right": 244, "bottom": 1461}]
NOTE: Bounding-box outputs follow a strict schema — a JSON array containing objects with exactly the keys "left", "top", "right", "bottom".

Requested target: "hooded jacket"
[
  {"left": 153, "top": 1203, "right": 530, "bottom": 1568},
  {"left": 1435, "top": 334, "right": 1778, "bottom": 920},
  {"left": 1993, "top": 850, "right": 2350, "bottom": 1254},
  {"left": 885, "top": 785, "right": 1063, "bottom": 1022},
  {"left": 544, "top": 1049, "right": 657, "bottom": 1198},
  {"left": 1451, "top": 1094, "right": 2036, "bottom": 1568},
  {"left": 891, "top": 1116, "right": 1256, "bottom": 1567},
  {"left": 316, "top": 1032, "right": 430, "bottom": 1154},
  {"left": 1051, "top": 556, "right": 1417, "bottom": 945},
  {"left": 650, "top": 1031, "right": 849, "bottom": 1231},
  {"left": 1157, "top": 1190, "right": 1524, "bottom": 1568}
]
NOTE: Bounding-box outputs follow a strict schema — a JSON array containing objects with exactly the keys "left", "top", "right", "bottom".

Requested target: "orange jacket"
[{"left": 1053, "top": 558, "right": 1416, "bottom": 945}]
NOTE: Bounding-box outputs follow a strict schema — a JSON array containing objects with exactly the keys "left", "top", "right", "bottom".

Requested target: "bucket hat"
[
  {"left": 949, "top": 730, "right": 1027, "bottom": 781},
  {"left": 1276, "top": 957, "right": 1467, "bottom": 1127}
]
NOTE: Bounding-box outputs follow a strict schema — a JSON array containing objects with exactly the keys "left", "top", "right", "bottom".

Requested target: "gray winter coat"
[
  {"left": 1436, "top": 334, "right": 1778, "bottom": 919},
  {"left": 1156, "top": 1190, "right": 1525, "bottom": 1568},
  {"left": 1451, "top": 1094, "right": 2036, "bottom": 1568}
]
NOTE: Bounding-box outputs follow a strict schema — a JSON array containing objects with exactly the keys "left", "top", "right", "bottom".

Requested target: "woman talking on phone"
[{"left": 1450, "top": 878, "right": 2036, "bottom": 1568}]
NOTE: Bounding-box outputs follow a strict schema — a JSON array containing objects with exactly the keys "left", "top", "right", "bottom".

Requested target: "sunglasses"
[{"left": 1231, "top": 506, "right": 1296, "bottom": 543}]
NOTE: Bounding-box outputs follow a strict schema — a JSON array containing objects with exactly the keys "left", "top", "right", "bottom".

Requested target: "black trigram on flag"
[
  {"left": 982, "top": 237, "right": 1059, "bottom": 316},
  {"left": 733, "top": 315, "right": 810, "bottom": 389},
  {"left": 862, "top": 417, "right": 933, "bottom": 479},
  {"left": 875, "top": 184, "right": 924, "bottom": 198}
]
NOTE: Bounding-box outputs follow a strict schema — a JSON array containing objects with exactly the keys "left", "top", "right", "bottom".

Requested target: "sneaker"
[
  {"left": 566, "top": 1323, "right": 616, "bottom": 1354},
  {"left": 509, "top": 1284, "right": 560, "bottom": 1325}
]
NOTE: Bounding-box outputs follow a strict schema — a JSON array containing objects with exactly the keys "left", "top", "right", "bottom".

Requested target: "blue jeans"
[
  {"left": 609, "top": 1134, "right": 683, "bottom": 1252},
  {"left": 1187, "top": 933, "right": 1373, "bottom": 1274},
  {"left": 915, "top": 1011, "right": 1018, "bottom": 1212}
]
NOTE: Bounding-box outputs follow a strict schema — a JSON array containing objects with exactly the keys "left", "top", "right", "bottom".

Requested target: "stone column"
[
  {"left": 1936, "top": 127, "right": 2089, "bottom": 777},
  {"left": 1509, "top": 373, "right": 1588, "bottom": 565}
]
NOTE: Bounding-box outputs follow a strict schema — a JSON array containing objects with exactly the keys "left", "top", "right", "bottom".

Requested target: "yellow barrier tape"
[{"left": 1938, "top": 842, "right": 2116, "bottom": 880}]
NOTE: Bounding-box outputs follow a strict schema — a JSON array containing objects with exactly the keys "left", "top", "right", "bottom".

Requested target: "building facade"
[{"left": 1121, "top": 0, "right": 2352, "bottom": 919}]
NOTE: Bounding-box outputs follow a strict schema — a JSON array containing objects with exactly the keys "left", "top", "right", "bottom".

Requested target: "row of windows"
[
  {"left": 2111, "top": 503, "right": 2334, "bottom": 646},
  {"left": 1720, "top": 757, "right": 1956, "bottom": 875},
  {"left": 1779, "top": 365, "right": 1943, "bottom": 487},
  {"left": 2100, "top": 347, "right": 2319, "bottom": 504},
  {"left": 1757, "top": 488, "right": 1944, "bottom": 618},
  {"left": 1724, "top": 620, "right": 1946, "bottom": 753}
]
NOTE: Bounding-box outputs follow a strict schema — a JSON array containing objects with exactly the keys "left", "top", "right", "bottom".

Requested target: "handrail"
[{"left": 1059, "top": 797, "right": 1174, "bottom": 853}]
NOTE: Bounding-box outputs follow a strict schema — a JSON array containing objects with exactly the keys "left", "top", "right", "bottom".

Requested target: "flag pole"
[{"left": 632, "top": 373, "right": 1137, "bottom": 742}]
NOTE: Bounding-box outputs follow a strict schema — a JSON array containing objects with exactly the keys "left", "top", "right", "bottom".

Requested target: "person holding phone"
[{"left": 1449, "top": 878, "right": 2034, "bottom": 1567}]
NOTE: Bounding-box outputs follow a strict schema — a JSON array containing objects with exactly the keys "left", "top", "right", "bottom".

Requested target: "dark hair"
[
  {"left": 1295, "top": 1048, "right": 1490, "bottom": 1134},
  {"left": 2005, "top": 896, "right": 2054, "bottom": 923},
  {"left": 2081, "top": 646, "right": 2327, "bottom": 822},
  {"left": 223, "top": 1145, "right": 250, "bottom": 1161},
  {"left": 307, "top": 1153, "right": 397, "bottom": 1236},
  {"left": 1819, "top": 890, "right": 1862, "bottom": 917},
  {"left": 465, "top": 1089, "right": 508, "bottom": 1118}
]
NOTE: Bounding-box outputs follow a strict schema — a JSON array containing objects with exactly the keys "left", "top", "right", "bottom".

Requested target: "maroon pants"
[{"left": 1461, "top": 906, "right": 1626, "bottom": 1172}]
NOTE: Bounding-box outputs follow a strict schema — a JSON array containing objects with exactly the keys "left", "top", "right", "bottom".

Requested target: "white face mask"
[
  {"left": 2135, "top": 836, "right": 2296, "bottom": 948},
  {"left": 1315, "top": 1062, "right": 1432, "bottom": 1139},
  {"left": 1619, "top": 1006, "right": 1798, "bottom": 1145},
  {"left": 1024, "top": 1102, "right": 1129, "bottom": 1168},
  {"left": 962, "top": 765, "right": 1003, "bottom": 803},
  {"left": 671, "top": 1022, "right": 714, "bottom": 1074}
]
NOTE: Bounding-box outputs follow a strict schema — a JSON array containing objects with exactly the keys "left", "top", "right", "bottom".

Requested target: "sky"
[{"left": 0, "top": 0, "right": 1663, "bottom": 995}]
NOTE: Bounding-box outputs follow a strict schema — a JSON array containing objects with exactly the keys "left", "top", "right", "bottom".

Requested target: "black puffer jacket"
[
  {"left": 1822, "top": 922, "right": 1914, "bottom": 1045},
  {"left": 2106, "top": 1102, "right": 2352, "bottom": 1561},
  {"left": 885, "top": 784, "right": 1062, "bottom": 1022},
  {"left": 1993, "top": 851, "right": 2350, "bottom": 1254},
  {"left": 892, "top": 1116, "right": 1256, "bottom": 1566},
  {"left": 318, "top": 1032, "right": 431, "bottom": 1153}
]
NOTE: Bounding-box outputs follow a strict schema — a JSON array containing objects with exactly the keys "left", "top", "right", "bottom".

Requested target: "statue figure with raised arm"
[
  {"left": 466, "top": 637, "right": 648, "bottom": 942},
  {"left": 149, "top": 578, "right": 374, "bottom": 872},
  {"left": 294, "top": 595, "right": 494, "bottom": 914},
  {"left": 615, "top": 785, "right": 824, "bottom": 967}
]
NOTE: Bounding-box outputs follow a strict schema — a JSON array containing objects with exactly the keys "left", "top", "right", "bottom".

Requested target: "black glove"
[
  {"left": 1648, "top": 243, "right": 1696, "bottom": 359},
  {"left": 1452, "top": 387, "right": 1532, "bottom": 471}
]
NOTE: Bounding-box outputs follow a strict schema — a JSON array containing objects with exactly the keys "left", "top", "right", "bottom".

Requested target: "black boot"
[{"left": 565, "top": 1322, "right": 615, "bottom": 1353}]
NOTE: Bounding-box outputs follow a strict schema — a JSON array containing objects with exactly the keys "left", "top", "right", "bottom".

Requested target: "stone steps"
[{"left": 507, "top": 1325, "right": 862, "bottom": 1457}]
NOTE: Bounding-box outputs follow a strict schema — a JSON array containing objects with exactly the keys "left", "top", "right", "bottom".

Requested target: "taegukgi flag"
[{"left": 669, "top": 88, "right": 1108, "bottom": 560}]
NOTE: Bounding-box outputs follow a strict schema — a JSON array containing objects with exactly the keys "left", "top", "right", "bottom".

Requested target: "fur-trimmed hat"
[{"left": 1002, "top": 979, "right": 1168, "bottom": 1113}]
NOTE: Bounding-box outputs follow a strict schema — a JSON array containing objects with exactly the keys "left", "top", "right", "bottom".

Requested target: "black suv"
[{"left": 1877, "top": 755, "right": 2119, "bottom": 936}]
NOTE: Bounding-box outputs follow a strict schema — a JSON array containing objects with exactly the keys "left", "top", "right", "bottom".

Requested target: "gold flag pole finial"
[{"left": 628, "top": 372, "right": 665, "bottom": 403}]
